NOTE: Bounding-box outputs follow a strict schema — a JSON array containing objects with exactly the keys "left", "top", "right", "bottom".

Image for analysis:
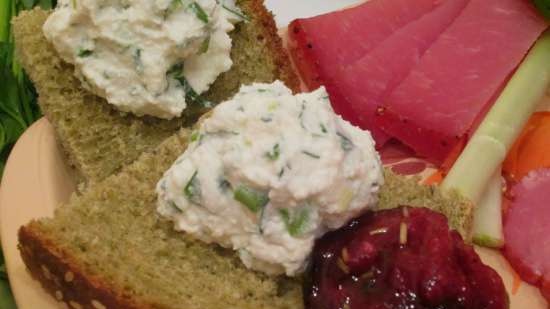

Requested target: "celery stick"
[
  {"left": 472, "top": 167, "right": 504, "bottom": 248},
  {"left": 442, "top": 31, "right": 550, "bottom": 204}
]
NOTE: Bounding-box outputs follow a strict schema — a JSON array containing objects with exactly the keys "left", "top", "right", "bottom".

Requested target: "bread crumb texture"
[
  {"left": 19, "top": 131, "right": 472, "bottom": 308},
  {"left": 12, "top": 0, "right": 299, "bottom": 184}
]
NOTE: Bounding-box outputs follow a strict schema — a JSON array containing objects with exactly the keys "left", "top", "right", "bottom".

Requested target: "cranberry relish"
[{"left": 304, "top": 207, "right": 508, "bottom": 309}]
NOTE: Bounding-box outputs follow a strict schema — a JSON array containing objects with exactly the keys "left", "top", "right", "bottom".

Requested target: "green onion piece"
[
  {"left": 77, "top": 48, "right": 93, "bottom": 57},
  {"left": 442, "top": 31, "right": 550, "bottom": 205},
  {"left": 199, "top": 36, "right": 210, "bottom": 54},
  {"left": 279, "top": 208, "right": 309, "bottom": 237},
  {"left": 234, "top": 185, "right": 269, "bottom": 213},
  {"left": 320, "top": 123, "right": 327, "bottom": 133},
  {"left": 302, "top": 150, "right": 320, "bottom": 159},
  {"left": 189, "top": 2, "right": 209, "bottom": 23},
  {"left": 336, "top": 132, "right": 354, "bottom": 152},
  {"left": 265, "top": 143, "right": 280, "bottom": 161},
  {"left": 184, "top": 170, "right": 201, "bottom": 205}
]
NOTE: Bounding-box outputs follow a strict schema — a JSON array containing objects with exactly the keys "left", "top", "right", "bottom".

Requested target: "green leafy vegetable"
[
  {"left": 184, "top": 170, "right": 202, "bottom": 205},
  {"left": 234, "top": 185, "right": 269, "bottom": 213},
  {"left": 279, "top": 208, "right": 309, "bottom": 237},
  {"left": 533, "top": 0, "right": 550, "bottom": 19}
]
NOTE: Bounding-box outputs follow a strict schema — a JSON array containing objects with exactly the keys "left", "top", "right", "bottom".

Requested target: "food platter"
[{"left": 1, "top": 1, "right": 549, "bottom": 308}]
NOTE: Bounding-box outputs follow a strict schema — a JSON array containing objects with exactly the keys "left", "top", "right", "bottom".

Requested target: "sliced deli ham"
[
  {"left": 504, "top": 168, "right": 550, "bottom": 302},
  {"left": 333, "top": 0, "right": 468, "bottom": 144},
  {"left": 288, "top": 0, "right": 442, "bottom": 125},
  {"left": 375, "top": 0, "right": 548, "bottom": 164}
]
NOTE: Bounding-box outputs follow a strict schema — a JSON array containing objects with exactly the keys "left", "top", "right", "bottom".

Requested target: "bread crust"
[
  {"left": 19, "top": 225, "right": 145, "bottom": 309},
  {"left": 243, "top": 0, "right": 301, "bottom": 93}
]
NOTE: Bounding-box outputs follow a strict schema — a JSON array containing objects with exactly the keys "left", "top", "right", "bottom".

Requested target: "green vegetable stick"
[
  {"left": 442, "top": 31, "right": 550, "bottom": 204},
  {"left": 472, "top": 167, "right": 504, "bottom": 248}
]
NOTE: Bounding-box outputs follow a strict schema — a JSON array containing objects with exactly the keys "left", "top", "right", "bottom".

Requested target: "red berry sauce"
[{"left": 304, "top": 207, "right": 508, "bottom": 309}]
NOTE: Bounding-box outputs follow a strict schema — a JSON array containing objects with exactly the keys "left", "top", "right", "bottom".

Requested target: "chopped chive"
[
  {"left": 167, "top": 63, "right": 184, "bottom": 78},
  {"left": 302, "top": 150, "right": 320, "bottom": 159},
  {"left": 188, "top": 2, "right": 209, "bottom": 23},
  {"left": 258, "top": 203, "right": 267, "bottom": 234},
  {"left": 132, "top": 48, "right": 143, "bottom": 73},
  {"left": 234, "top": 185, "right": 269, "bottom": 213},
  {"left": 279, "top": 208, "right": 310, "bottom": 237},
  {"left": 320, "top": 123, "right": 327, "bottom": 134},
  {"left": 166, "top": 0, "right": 183, "bottom": 15},
  {"left": 184, "top": 170, "right": 201, "bottom": 205},
  {"left": 199, "top": 36, "right": 210, "bottom": 54},
  {"left": 168, "top": 62, "right": 211, "bottom": 109},
  {"left": 218, "top": 177, "right": 232, "bottom": 192},
  {"left": 268, "top": 101, "right": 279, "bottom": 111},
  {"left": 169, "top": 201, "right": 183, "bottom": 213},
  {"left": 220, "top": 3, "right": 250, "bottom": 22},
  {"left": 278, "top": 167, "right": 285, "bottom": 178},
  {"left": 261, "top": 116, "right": 272, "bottom": 122},
  {"left": 336, "top": 132, "right": 354, "bottom": 152},
  {"left": 77, "top": 48, "right": 93, "bottom": 57},
  {"left": 190, "top": 130, "right": 201, "bottom": 142},
  {"left": 298, "top": 102, "right": 307, "bottom": 129},
  {"left": 265, "top": 143, "right": 280, "bottom": 161}
]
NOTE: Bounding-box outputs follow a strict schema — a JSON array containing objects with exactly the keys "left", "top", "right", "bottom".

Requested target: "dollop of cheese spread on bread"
[
  {"left": 156, "top": 81, "right": 384, "bottom": 275},
  {"left": 43, "top": 0, "right": 245, "bottom": 118}
]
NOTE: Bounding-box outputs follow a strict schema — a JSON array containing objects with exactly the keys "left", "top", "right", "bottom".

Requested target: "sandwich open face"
[
  {"left": 13, "top": 0, "right": 524, "bottom": 308},
  {"left": 12, "top": 0, "right": 299, "bottom": 184}
]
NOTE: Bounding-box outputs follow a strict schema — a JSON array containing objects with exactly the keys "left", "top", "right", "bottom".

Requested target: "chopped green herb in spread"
[
  {"left": 234, "top": 185, "right": 269, "bottom": 213},
  {"left": 219, "top": 2, "right": 250, "bottom": 22},
  {"left": 184, "top": 170, "right": 202, "bottom": 205},
  {"left": 265, "top": 143, "right": 280, "bottom": 161},
  {"left": 189, "top": 2, "right": 209, "bottom": 23},
  {"left": 199, "top": 36, "right": 210, "bottom": 54},
  {"left": 77, "top": 48, "right": 93, "bottom": 57},
  {"left": 302, "top": 150, "right": 320, "bottom": 159},
  {"left": 279, "top": 208, "right": 310, "bottom": 237},
  {"left": 337, "top": 132, "right": 354, "bottom": 152}
]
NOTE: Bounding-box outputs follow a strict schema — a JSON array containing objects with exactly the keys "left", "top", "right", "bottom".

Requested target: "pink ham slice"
[
  {"left": 504, "top": 168, "right": 550, "bottom": 302},
  {"left": 332, "top": 0, "right": 469, "bottom": 145},
  {"left": 375, "top": 0, "right": 548, "bottom": 164},
  {"left": 288, "top": 0, "right": 443, "bottom": 125}
]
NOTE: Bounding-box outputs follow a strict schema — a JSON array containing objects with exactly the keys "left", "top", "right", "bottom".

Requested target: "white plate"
[{"left": 1, "top": 1, "right": 549, "bottom": 309}]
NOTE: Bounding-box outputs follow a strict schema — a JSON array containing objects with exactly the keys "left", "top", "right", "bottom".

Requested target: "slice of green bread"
[
  {"left": 19, "top": 126, "right": 472, "bottom": 309},
  {"left": 12, "top": 1, "right": 299, "bottom": 184}
]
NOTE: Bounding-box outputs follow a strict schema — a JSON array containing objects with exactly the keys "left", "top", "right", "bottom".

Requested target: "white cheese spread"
[
  {"left": 43, "top": 0, "right": 246, "bottom": 118},
  {"left": 156, "top": 81, "right": 384, "bottom": 276}
]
